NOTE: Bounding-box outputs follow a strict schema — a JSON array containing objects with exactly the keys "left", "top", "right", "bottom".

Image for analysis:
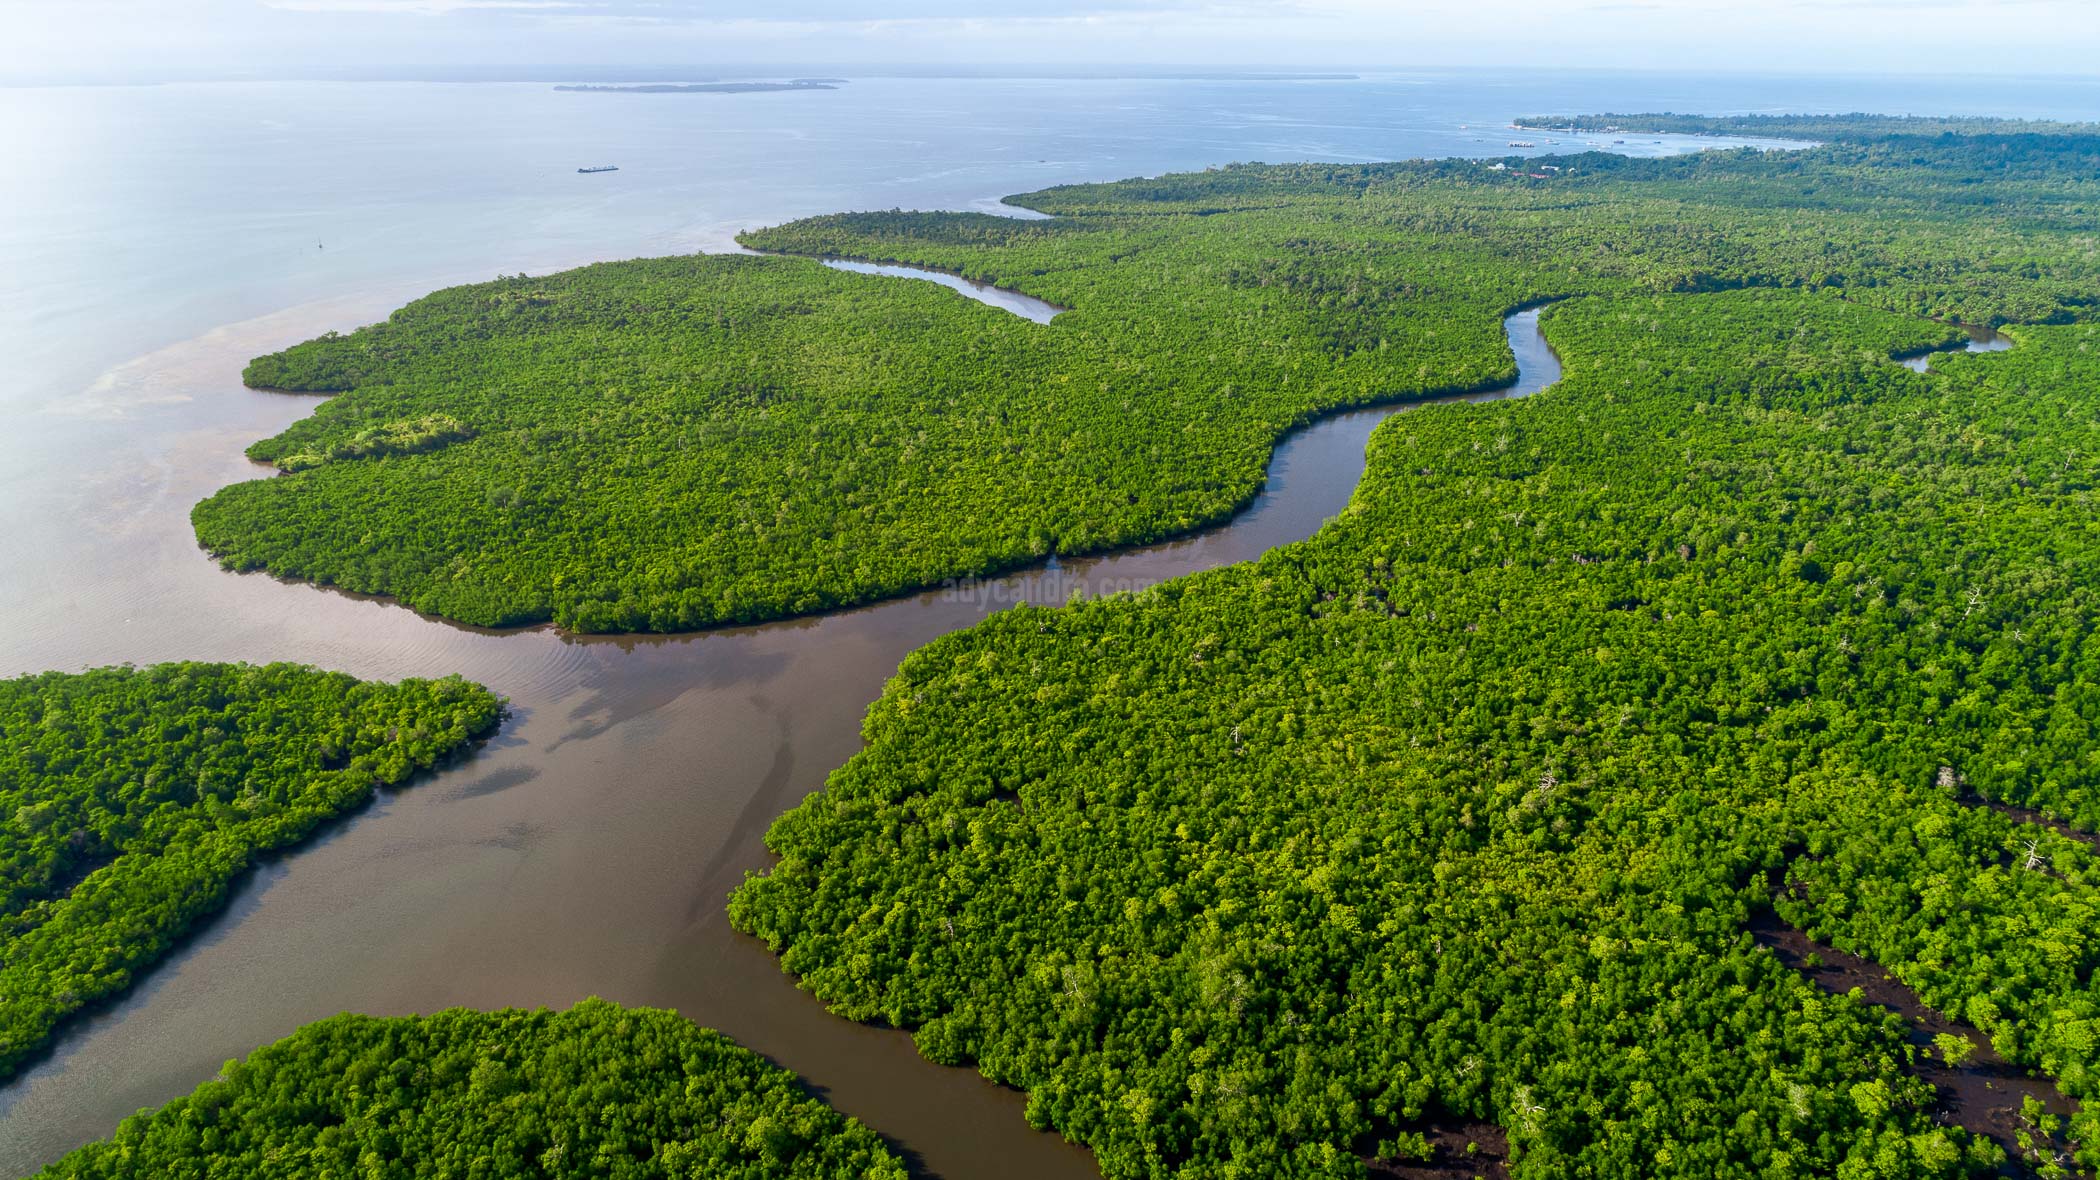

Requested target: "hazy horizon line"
[{"left": 8, "top": 61, "right": 2095, "bottom": 89}]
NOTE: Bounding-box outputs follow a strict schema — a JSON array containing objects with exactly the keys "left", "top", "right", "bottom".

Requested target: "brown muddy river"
[{"left": 0, "top": 255, "right": 1559, "bottom": 1177}]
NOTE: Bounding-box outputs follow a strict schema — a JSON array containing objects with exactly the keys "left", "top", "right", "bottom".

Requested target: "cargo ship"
[{"left": 577, "top": 165, "right": 619, "bottom": 174}]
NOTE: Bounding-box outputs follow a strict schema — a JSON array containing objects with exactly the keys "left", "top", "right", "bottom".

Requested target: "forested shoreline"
[
  {"left": 34, "top": 1000, "right": 906, "bottom": 1179},
  {"left": 0, "top": 663, "right": 501, "bottom": 1081},
  {"left": 1513, "top": 112, "right": 2100, "bottom": 140},
  {"left": 156, "top": 114, "right": 2100, "bottom": 1178},
  {"left": 197, "top": 117, "right": 2100, "bottom": 633},
  {"left": 727, "top": 124, "right": 2100, "bottom": 1178}
]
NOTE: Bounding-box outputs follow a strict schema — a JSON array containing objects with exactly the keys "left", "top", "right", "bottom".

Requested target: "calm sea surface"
[{"left": 0, "top": 70, "right": 2094, "bottom": 1178}]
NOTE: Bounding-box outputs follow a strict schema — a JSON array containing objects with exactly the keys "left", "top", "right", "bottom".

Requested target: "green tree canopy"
[
  {"left": 0, "top": 663, "right": 500, "bottom": 1080},
  {"left": 36, "top": 1000, "right": 906, "bottom": 1180}
]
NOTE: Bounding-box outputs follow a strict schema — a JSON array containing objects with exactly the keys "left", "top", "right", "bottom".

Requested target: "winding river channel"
[{"left": 0, "top": 264, "right": 1559, "bottom": 1178}]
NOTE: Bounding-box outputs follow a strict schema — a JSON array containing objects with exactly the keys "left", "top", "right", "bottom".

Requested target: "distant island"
[
  {"left": 555, "top": 79, "right": 842, "bottom": 94},
  {"left": 1512, "top": 110, "right": 2100, "bottom": 139}
]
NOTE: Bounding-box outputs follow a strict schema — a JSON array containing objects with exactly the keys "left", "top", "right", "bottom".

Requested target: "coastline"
[
  {"left": 203, "top": 255, "right": 1557, "bottom": 640},
  {"left": 12, "top": 87, "right": 2083, "bottom": 1175}
]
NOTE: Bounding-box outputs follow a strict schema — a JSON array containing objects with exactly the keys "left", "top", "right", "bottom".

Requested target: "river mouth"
[{"left": 0, "top": 273, "right": 1558, "bottom": 1178}]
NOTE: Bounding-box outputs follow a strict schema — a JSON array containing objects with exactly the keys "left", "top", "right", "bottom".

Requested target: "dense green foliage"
[
  {"left": 730, "top": 132, "right": 2100, "bottom": 1178},
  {"left": 272, "top": 414, "right": 475, "bottom": 473},
  {"left": 37, "top": 999, "right": 906, "bottom": 1179},
  {"left": 181, "top": 122, "right": 2100, "bottom": 1175},
  {"left": 198, "top": 249, "right": 1510, "bottom": 631},
  {"left": 198, "top": 120, "right": 2100, "bottom": 632},
  {"left": 0, "top": 663, "right": 499, "bottom": 1080}
]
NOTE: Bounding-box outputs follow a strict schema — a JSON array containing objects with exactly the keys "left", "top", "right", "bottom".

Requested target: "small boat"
[{"left": 577, "top": 165, "right": 619, "bottom": 174}]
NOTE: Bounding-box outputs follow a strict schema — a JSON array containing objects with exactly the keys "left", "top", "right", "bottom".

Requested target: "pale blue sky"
[{"left": 4, "top": 0, "right": 2096, "bottom": 83}]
